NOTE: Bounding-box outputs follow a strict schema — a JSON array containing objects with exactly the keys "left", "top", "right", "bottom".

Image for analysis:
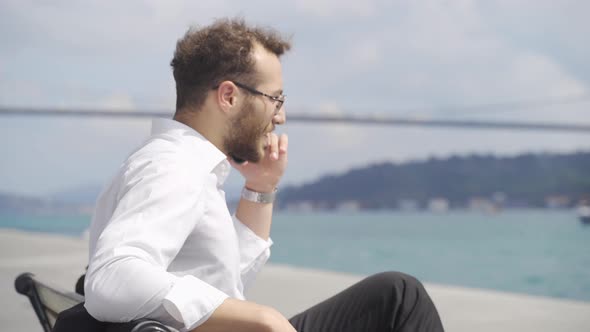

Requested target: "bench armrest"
[{"left": 15, "top": 272, "right": 174, "bottom": 332}]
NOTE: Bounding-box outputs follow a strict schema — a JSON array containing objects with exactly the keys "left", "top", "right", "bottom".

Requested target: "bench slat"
[{"left": 35, "top": 282, "right": 83, "bottom": 313}]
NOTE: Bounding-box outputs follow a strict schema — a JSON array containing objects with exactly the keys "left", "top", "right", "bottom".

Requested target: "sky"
[{"left": 1, "top": 0, "right": 589, "bottom": 196}]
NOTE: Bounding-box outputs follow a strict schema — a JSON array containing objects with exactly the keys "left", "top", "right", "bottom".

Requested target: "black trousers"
[{"left": 288, "top": 271, "right": 444, "bottom": 332}]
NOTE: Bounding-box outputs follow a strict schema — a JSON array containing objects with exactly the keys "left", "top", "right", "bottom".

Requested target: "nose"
[{"left": 273, "top": 107, "right": 286, "bottom": 125}]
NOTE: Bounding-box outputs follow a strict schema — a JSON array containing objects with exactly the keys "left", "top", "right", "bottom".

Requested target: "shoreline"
[
  {"left": 2, "top": 225, "right": 588, "bottom": 303},
  {"left": 2, "top": 229, "right": 590, "bottom": 331}
]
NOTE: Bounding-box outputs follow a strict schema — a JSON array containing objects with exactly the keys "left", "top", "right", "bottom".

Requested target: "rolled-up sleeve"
[
  {"left": 232, "top": 215, "right": 273, "bottom": 290},
  {"left": 84, "top": 160, "right": 228, "bottom": 330}
]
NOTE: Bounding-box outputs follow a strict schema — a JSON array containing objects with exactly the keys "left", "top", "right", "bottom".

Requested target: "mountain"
[
  {"left": 51, "top": 184, "right": 103, "bottom": 205},
  {"left": 0, "top": 184, "right": 104, "bottom": 215},
  {"left": 0, "top": 192, "right": 92, "bottom": 215},
  {"left": 3, "top": 152, "right": 589, "bottom": 214},
  {"left": 278, "top": 152, "right": 590, "bottom": 211},
  {"left": 0, "top": 193, "right": 47, "bottom": 214}
]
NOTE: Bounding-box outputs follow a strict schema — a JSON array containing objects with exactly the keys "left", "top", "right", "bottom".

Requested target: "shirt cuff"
[
  {"left": 232, "top": 214, "right": 273, "bottom": 271},
  {"left": 162, "top": 275, "right": 229, "bottom": 330}
]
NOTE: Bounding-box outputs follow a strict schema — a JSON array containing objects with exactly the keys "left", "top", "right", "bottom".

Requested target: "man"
[{"left": 84, "top": 18, "right": 444, "bottom": 332}]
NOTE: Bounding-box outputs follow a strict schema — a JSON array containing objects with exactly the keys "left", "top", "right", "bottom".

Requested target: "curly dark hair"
[{"left": 171, "top": 18, "right": 291, "bottom": 112}]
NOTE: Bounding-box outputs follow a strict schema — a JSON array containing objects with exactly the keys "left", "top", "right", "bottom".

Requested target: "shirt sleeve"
[
  {"left": 84, "top": 160, "right": 228, "bottom": 330},
  {"left": 232, "top": 214, "right": 273, "bottom": 290}
]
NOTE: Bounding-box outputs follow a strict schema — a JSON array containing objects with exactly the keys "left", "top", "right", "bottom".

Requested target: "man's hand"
[
  {"left": 231, "top": 117, "right": 288, "bottom": 239},
  {"left": 229, "top": 133, "right": 288, "bottom": 193},
  {"left": 193, "top": 298, "right": 296, "bottom": 332}
]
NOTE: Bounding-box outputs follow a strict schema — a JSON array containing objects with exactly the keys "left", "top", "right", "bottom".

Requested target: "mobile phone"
[{"left": 230, "top": 154, "right": 247, "bottom": 165}]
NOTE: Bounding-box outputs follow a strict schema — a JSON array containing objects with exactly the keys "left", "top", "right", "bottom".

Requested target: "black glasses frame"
[{"left": 230, "top": 81, "right": 285, "bottom": 112}]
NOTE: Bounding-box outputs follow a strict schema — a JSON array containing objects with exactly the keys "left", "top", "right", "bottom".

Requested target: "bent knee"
[{"left": 368, "top": 271, "right": 425, "bottom": 291}]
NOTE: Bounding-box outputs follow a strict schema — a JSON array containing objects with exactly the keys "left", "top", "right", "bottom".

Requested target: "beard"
[{"left": 223, "top": 98, "right": 269, "bottom": 163}]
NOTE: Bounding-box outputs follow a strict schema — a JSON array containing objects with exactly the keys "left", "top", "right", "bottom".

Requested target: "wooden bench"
[{"left": 15, "top": 272, "right": 173, "bottom": 332}]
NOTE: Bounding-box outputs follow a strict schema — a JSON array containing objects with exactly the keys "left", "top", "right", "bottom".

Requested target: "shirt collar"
[
  {"left": 151, "top": 118, "right": 229, "bottom": 185},
  {"left": 213, "top": 159, "right": 231, "bottom": 187}
]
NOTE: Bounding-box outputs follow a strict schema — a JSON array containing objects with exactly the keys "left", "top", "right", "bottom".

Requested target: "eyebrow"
[{"left": 273, "top": 89, "right": 284, "bottom": 95}]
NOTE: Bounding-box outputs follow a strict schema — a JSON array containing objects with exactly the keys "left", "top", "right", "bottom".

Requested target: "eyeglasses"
[{"left": 231, "top": 81, "right": 286, "bottom": 113}]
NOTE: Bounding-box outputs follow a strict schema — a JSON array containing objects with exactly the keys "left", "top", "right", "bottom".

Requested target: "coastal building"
[
  {"left": 335, "top": 200, "right": 361, "bottom": 213},
  {"left": 397, "top": 199, "right": 419, "bottom": 211},
  {"left": 544, "top": 195, "right": 571, "bottom": 209},
  {"left": 428, "top": 198, "right": 449, "bottom": 213}
]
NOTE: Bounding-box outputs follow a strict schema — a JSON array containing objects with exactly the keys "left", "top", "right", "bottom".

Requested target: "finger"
[
  {"left": 264, "top": 132, "right": 271, "bottom": 149},
  {"left": 269, "top": 133, "right": 279, "bottom": 160},
  {"left": 278, "top": 134, "right": 288, "bottom": 155}
]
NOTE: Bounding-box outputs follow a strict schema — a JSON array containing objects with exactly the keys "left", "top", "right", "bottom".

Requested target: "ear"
[{"left": 217, "top": 81, "right": 238, "bottom": 114}]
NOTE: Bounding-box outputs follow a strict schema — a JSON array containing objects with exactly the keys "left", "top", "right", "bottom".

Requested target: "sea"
[{"left": 1, "top": 209, "right": 589, "bottom": 302}]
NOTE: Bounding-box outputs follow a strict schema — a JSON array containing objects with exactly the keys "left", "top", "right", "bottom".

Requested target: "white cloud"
[
  {"left": 294, "top": 0, "right": 377, "bottom": 17},
  {"left": 98, "top": 93, "right": 136, "bottom": 111},
  {"left": 317, "top": 102, "right": 343, "bottom": 115},
  {"left": 60, "top": 93, "right": 151, "bottom": 154},
  {"left": 314, "top": 101, "right": 368, "bottom": 149},
  {"left": 350, "top": 40, "right": 382, "bottom": 69},
  {"left": 362, "top": 1, "right": 590, "bottom": 115},
  {"left": 0, "top": 0, "right": 235, "bottom": 58},
  {"left": 509, "top": 53, "right": 586, "bottom": 97}
]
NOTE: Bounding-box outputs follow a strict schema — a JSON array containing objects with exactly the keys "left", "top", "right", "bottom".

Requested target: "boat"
[{"left": 578, "top": 206, "right": 590, "bottom": 225}]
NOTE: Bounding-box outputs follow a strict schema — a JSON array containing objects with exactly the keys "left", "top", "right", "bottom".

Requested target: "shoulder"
[{"left": 119, "top": 134, "right": 220, "bottom": 194}]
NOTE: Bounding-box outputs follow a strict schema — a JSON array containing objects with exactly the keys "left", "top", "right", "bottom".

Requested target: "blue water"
[{"left": 2, "top": 210, "right": 589, "bottom": 302}]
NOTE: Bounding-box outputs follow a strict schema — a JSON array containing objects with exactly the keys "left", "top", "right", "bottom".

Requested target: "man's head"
[
  {"left": 171, "top": 18, "right": 291, "bottom": 162},
  {"left": 171, "top": 18, "right": 291, "bottom": 112}
]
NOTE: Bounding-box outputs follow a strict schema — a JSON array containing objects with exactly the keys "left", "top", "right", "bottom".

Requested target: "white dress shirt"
[{"left": 84, "top": 118, "right": 273, "bottom": 331}]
